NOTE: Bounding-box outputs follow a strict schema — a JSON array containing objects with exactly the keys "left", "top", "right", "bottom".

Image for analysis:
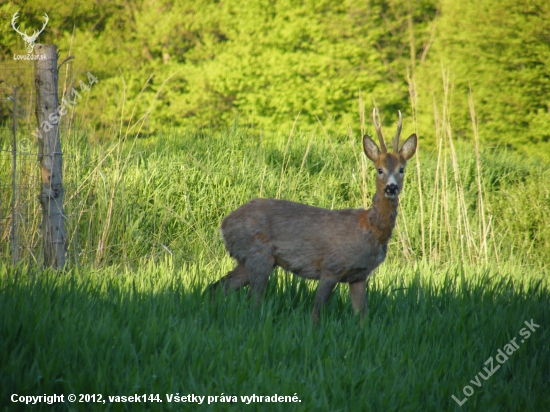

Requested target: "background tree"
[{"left": 2, "top": 0, "right": 548, "bottom": 154}]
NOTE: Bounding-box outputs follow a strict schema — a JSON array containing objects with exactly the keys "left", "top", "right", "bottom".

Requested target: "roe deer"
[{"left": 210, "top": 109, "right": 417, "bottom": 325}]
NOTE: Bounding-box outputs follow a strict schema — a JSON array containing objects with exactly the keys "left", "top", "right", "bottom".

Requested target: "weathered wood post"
[{"left": 34, "top": 44, "right": 66, "bottom": 268}]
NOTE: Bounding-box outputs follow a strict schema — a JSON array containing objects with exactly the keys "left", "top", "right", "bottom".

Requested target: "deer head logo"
[{"left": 11, "top": 11, "right": 49, "bottom": 54}]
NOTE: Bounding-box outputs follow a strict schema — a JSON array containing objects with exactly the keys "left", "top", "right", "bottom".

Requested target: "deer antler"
[
  {"left": 11, "top": 12, "right": 49, "bottom": 54},
  {"left": 32, "top": 14, "right": 48, "bottom": 39},
  {"left": 393, "top": 110, "right": 402, "bottom": 152},
  {"left": 372, "top": 108, "right": 387, "bottom": 153},
  {"left": 11, "top": 12, "right": 27, "bottom": 38},
  {"left": 26, "top": 13, "right": 49, "bottom": 43},
  {"left": 35, "top": 13, "right": 49, "bottom": 39}
]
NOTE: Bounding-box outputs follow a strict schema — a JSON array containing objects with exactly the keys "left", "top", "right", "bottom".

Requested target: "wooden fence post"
[{"left": 34, "top": 44, "right": 66, "bottom": 269}]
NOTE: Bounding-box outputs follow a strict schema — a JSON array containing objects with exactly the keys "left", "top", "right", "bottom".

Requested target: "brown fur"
[{"left": 210, "top": 112, "right": 417, "bottom": 325}]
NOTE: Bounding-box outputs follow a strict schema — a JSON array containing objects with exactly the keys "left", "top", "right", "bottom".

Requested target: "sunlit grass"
[{"left": 3, "top": 122, "right": 549, "bottom": 269}]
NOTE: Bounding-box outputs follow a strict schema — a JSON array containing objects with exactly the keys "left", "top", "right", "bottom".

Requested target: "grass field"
[
  {"left": 1, "top": 261, "right": 549, "bottom": 411},
  {"left": 1, "top": 118, "right": 549, "bottom": 410}
]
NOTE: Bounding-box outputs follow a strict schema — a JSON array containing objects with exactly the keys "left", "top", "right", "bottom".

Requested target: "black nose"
[{"left": 385, "top": 183, "right": 399, "bottom": 195}]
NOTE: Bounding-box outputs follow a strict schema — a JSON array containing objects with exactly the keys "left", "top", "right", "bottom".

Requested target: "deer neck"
[{"left": 368, "top": 192, "right": 398, "bottom": 244}]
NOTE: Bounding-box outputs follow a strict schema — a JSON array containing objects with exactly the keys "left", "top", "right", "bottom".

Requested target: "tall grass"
[{"left": 3, "top": 102, "right": 548, "bottom": 270}]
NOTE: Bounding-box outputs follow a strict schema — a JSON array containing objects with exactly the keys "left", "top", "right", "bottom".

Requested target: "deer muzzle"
[
  {"left": 384, "top": 174, "right": 399, "bottom": 198},
  {"left": 384, "top": 183, "right": 399, "bottom": 197}
]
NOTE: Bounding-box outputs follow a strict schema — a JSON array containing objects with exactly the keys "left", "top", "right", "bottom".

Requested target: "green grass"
[
  {"left": 1, "top": 262, "right": 549, "bottom": 411},
  {"left": 3, "top": 124, "right": 549, "bottom": 268},
  {"left": 1, "top": 122, "right": 549, "bottom": 410}
]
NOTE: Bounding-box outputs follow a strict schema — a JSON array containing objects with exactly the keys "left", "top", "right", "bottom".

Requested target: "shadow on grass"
[{"left": 1, "top": 263, "right": 549, "bottom": 411}]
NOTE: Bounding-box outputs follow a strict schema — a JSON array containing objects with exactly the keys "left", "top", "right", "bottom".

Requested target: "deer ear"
[
  {"left": 399, "top": 133, "right": 417, "bottom": 161},
  {"left": 363, "top": 135, "right": 380, "bottom": 162}
]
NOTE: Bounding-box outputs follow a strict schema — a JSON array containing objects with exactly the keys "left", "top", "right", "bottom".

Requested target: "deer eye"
[
  {"left": 378, "top": 169, "right": 383, "bottom": 175},
  {"left": 399, "top": 167, "right": 405, "bottom": 174}
]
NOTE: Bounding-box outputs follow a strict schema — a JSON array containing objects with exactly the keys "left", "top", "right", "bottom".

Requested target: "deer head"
[
  {"left": 11, "top": 11, "right": 49, "bottom": 54},
  {"left": 363, "top": 109, "right": 417, "bottom": 200}
]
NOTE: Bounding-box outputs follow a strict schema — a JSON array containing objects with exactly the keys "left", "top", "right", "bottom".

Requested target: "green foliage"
[
  {"left": 3, "top": 0, "right": 549, "bottom": 152},
  {"left": 2, "top": 0, "right": 436, "bottom": 132},
  {"left": 415, "top": 0, "right": 550, "bottom": 152}
]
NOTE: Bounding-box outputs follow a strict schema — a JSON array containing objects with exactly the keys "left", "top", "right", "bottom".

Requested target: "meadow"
[
  {"left": 2, "top": 0, "right": 550, "bottom": 409},
  {"left": 1, "top": 106, "right": 549, "bottom": 411}
]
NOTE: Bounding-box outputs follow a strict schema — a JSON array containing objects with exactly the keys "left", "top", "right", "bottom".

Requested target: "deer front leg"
[
  {"left": 312, "top": 276, "right": 338, "bottom": 326},
  {"left": 246, "top": 253, "right": 275, "bottom": 307},
  {"left": 349, "top": 279, "right": 367, "bottom": 325}
]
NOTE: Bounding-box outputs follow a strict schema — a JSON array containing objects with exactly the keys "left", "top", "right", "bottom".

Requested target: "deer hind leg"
[
  {"left": 209, "top": 262, "right": 250, "bottom": 294},
  {"left": 246, "top": 251, "right": 275, "bottom": 306}
]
